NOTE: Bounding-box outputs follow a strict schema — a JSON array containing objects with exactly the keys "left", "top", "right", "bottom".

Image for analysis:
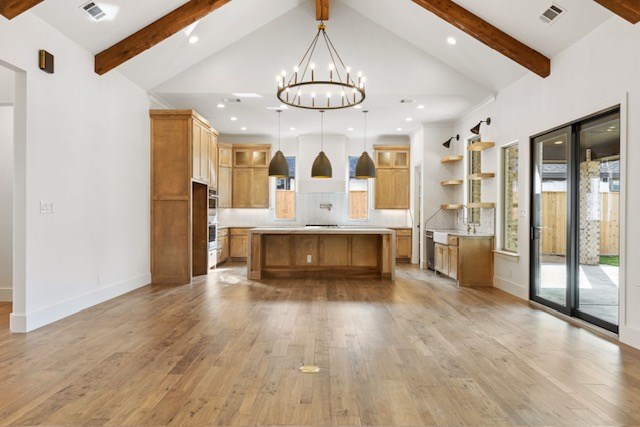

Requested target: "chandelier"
[{"left": 276, "top": 22, "right": 366, "bottom": 110}]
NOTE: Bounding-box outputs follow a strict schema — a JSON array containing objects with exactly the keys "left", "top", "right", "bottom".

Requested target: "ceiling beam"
[
  {"left": 95, "top": 0, "right": 231, "bottom": 75},
  {"left": 593, "top": 0, "right": 640, "bottom": 24},
  {"left": 316, "top": 0, "right": 329, "bottom": 21},
  {"left": 0, "top": 0, "right": 44, "bottom": 19},
  {"left": 411, "top": 0, "right": 551, "bottom": 78}
]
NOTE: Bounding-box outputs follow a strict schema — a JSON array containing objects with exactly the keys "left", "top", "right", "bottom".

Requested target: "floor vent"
[
  {"left": 80, "top": 2, "right": 106, "bottom": 21},
  {"left": 540, "top": 4, "right": 565, "bottom": 25}
]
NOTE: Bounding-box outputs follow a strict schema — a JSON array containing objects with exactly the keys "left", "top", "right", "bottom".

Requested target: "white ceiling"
[{"left": 31, "top": 0, "right": 614, "bottom": 137}]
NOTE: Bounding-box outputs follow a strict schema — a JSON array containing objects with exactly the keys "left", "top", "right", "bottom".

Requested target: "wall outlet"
[
  {"left": 40, "top": 201, "right": 54, "bottom": 214},
  {"left": 307, "top": 255, "right": 312, "bottom": 263},
  {"left": 520, "top": 209, "right": 527, "bottom": 219}
]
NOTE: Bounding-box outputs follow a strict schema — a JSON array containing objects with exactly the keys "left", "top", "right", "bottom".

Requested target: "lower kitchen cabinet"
[
  {"left": 230, "top": 228, "right": 250, "bottom": 260},
  {"left": 216, "top": 228, "right": 229, "bottom": 266},
  {"left": 448, "top": 245, "right": 458, "bottom": 280},
  {"left": 434, "top": 243, "right": 449, "bottom": 274},
  {"left": 394, "top": 228, "right": 412, "bottom": 263}
]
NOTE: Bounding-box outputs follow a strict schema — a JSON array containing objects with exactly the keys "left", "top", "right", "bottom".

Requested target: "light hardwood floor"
[{"left": 1, "top": 265, "right": 640, "bottom": 426}]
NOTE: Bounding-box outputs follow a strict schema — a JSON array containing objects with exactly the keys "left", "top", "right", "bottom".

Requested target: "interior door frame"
[
  {"left": 529, "top": 106, "right": 622, "bottom": 333},
  {"left": 414, "top": 163, "right": 423, "bottom": 267}
]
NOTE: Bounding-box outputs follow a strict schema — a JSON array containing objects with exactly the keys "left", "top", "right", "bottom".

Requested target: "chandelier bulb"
[
  {"left": 281, "top": 70, "right": 287, "bottom": 76},
  {"left": 310, "top": 63, "right": 316, "bottom": 70},
  {"left": 311, "top": 92, "right": 316, "bottom": 98}
]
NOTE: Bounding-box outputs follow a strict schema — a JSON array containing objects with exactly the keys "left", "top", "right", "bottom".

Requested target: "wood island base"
[{"left": 248, "top": 228, "right": 396, "bottom": 281}]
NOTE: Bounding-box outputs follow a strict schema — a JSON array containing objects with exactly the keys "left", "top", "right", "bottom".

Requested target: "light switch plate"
[
  {"left": 40, "top": 201, "right": 54, "bottom": 214},
  {"left": 307, "top": 255, "right": 312, "bottom": 263}
]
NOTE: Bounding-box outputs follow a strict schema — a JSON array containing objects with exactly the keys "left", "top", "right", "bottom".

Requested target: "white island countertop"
[{"left": 249, "top": 227, "right": 395, "bottom": 235}]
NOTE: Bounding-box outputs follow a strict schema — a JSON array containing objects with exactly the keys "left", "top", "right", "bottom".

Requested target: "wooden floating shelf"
[
  {"left": 441, "top": 155, "right": 463, "bottom": 164},
  {"left": 441, "top": 204, "right": 464, "bottom": 210},
  {"left": 468, "top": 202, "right": 495, "bottom": 208},
  {"left": 468, "top": 173, "right": 495, "bottom": 180},
  {"left": 467, "top": 141, "right": 495, "bottom": 152},
  {"left": 441, "top": 179, "right": 464, "bottom": 186}
]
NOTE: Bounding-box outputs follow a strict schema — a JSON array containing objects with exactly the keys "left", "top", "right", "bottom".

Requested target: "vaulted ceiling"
[{"left": 4, "top": 0, "right": 630, "bottom": 136}]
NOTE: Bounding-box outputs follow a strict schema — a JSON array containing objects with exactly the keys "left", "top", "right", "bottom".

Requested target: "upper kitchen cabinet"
[
  {"left": 374, "top": 146, "right": 410, "bottom": 209},
  {"left": 233, "top": 146, "right": 270, "bottom": 168},
  {"left": 231, "top": 144, "right": 271, "bottom": 208},
  {"left": 191, "top": 116, "right": 218, "bottom": 184},
  {"left": 218, "top": 143, "right": 232, "bottom": 208}
]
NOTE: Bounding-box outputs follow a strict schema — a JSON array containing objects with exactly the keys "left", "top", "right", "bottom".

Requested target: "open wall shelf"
[
  {"left": 467, "top": 141, "right": 495, "bottom": 152},
  {"left": 441, "top": 155, "right": 463, "bottom": 164},
  {"left": 441, "top": 204, "right": 464, "bottom": 210},
  {"left": 467, "top": 202, "right": 495, "bottom": 208},
  {"left": 441, "top": 179, "right": 463, "bottom": 186},
  {"left": 468, "top": 172, "right": 495, "bottom": 180}
]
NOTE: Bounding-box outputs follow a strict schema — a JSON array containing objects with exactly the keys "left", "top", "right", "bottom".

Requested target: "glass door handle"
[{"left": 531, "top": 226, "right": 542, "bottom": 240}]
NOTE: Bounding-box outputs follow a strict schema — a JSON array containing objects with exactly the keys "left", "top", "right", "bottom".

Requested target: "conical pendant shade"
[
  {"left": 312, "top": 151, "right": 332, "bottom": 178},
  {"left": 355, "top": 151, "right": 376, "bottom": 178},
  {"left": 269, "top": 150, "right": 289, "bottom": 177}
]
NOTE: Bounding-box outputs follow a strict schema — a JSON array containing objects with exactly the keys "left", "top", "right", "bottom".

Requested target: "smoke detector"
[
  {"left": 539, "top": 4, "right": 566, "bottom": 25},
  {"left": 80, "top": 1, "right": 106, "bottom": 21}
]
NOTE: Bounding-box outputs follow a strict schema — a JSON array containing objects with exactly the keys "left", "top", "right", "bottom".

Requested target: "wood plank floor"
[{"left": 1, "top": 264, "right": 640, "bottom": 426}]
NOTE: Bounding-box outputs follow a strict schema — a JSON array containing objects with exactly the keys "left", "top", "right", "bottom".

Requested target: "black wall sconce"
[
  {"left": 443, "top": 135, "right": 459, "bottom": 148},
  {"left": 470, "top": 118, "right": 491, "bottom": 135},
  {"left": 39, "top": 50, "right": 54, "bottom": 74}
]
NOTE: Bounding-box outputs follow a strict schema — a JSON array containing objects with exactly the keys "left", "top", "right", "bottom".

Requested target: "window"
[
  {"left": 348, "top": 156, "right": 368, "bottom": 219},
  {"left": 468, "top": 136, "right": 481, "bottom": 224},
  {"left": 502, "top": 143, "right": 519, "bottom": 252},
  {"left": 275, "top": 157, "right": 295, "bottom": 219}
]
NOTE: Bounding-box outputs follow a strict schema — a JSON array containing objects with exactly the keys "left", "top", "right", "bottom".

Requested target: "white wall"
[
  {"left": 0, "top": 106, "right": 12, "bottom": 301},
  {"left": 0, "top": 12, "right": 151, "bottom": 331},
  {"left": 449, "top": 17, "right": 639, "bottom": 349}
]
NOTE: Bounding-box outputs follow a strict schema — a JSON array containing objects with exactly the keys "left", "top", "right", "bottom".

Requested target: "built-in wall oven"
[{"left": 208, "top": 224, "right": 217, "bottom": 250}]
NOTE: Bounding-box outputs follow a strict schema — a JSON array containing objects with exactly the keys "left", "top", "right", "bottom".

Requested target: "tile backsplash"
[{"left": 218, "top": 192, "right": 411, "bottom": 228}]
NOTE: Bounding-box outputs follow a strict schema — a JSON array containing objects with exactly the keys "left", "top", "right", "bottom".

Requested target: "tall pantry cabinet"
[{"left": 150, "top": 110, "right": 218, "bottom": 285}]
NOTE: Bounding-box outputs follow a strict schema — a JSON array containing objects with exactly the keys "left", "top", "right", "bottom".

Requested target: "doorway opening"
[
  {"left": 531, "top": 107, "right": 621, "bottom": 333},
  {"left": 0, "top": 64, "right": 15, "bottom": 327}
]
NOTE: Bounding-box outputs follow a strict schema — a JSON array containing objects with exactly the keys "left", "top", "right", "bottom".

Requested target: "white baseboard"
[
  {"left": 620, "top": 325, "right": 640, "bottom": 350},
  {"left": 493, "top": 276, "right": 528, "bottom": 300},
  {"left": 0, "top": 287, "right": 11, "bottom": 302},
  {"left": 10, "top": 273, "right": 151, "bottom": 333}
]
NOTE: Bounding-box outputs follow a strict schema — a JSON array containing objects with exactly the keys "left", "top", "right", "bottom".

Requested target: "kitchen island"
[{"left": 247, "top": 227, "right": 396, "bottom": 280}]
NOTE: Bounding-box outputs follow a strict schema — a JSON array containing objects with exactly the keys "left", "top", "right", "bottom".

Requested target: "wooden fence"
[{"left": 541, "top": 192, "right": 619, "bottom": 256}]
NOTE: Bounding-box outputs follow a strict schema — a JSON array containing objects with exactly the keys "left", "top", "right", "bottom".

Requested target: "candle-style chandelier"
[{"left": 276, "top": 22, "right": 366, "bottom": 110}]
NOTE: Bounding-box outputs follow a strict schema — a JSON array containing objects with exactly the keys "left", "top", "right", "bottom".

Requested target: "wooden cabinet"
[
  {"left": 150, "top": 110, "right": 218, "bottom": 285},
  {"left": 433, "top": 235, "right": 493, "bottom": 287},
  {"left": 434, "top": 243, "right": 449, "bottom": 275},
  {"left": 230, "top": 228, "right": 250, "bottom": 260},
  {"left": 218, "top": 143, "right": 232, "bottom": 208},
  {"left": 231, "top": 145, "right": 271, "bottom": 208},
  {"left": 395, "top": 229, "right": 412, "bottom": 263},
  {"left": 216, "top": 228, "right": 229, "bottom": 266},
  {"left": 209, "top": 131, "right": 218, "bottom": 190},
  {"left": 374, "top": 146, "right": 410, "bottom": 209}
]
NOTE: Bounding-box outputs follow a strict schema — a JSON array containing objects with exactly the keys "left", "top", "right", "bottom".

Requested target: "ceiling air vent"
[
  {"left": 399, "top": 99, "right": 415, "bottom": 104},
  {"left": 81, "top": 2, "right": 106, "bottom": 21},
  {"left": 539, "top": 4, "right": 566, "bottom": 25},
  {"left": 223, "top": 98, "right": 242, "bottom": 103}
]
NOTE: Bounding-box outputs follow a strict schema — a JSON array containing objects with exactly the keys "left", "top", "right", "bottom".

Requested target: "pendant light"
[
  {"left": 268, "top": 110, "right": 290, "bottom": 178},
  {"left": 312, "top": 110, "right": 332, "bottom": 178},
  {"left": 355, "top": 110, "right": 376, "bottom": 178}
]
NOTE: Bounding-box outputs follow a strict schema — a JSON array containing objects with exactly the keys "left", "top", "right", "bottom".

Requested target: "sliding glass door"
[{"left": 531, "top": 109, "right": 620, "bottom": 333}]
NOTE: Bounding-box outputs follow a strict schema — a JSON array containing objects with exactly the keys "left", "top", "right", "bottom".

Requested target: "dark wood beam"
[
  {"left": 411, "top": 0, "right": 551, "bottom": 78},
  {"left": 95, "top": 0, "right": 231, "bottom": 75},
  {"left": 316, "top": 0, "right": 329, "bottom": 21},
  {"left": 0, "top": 0, "right": 44, "bottom": 19},
  {"left": 593, "top": 0, "right": 640, "bottom": 24}
]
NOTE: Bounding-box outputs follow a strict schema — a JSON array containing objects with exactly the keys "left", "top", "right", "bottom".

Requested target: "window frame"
[
  {"left": 501, "top": 142, "right": 519, "bottom": 253},
  {"left": 347, "top": 155, "right": 370, "bottom": 221},
  {"left": 274, "top": 156, "right": 296, "bottom": 221}
]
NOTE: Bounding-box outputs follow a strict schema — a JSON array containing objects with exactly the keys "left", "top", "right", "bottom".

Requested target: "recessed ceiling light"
[
  {"left": 189, "top": 36, "right": 199, "bottom": 44},
  {"left": 354, "top": 105, "right": 362, "bottom": 109},
  {"left": 348, "top": 127, "right": 354, "bottom": 131},
  {"left": 232, "top": 93, "right": 263, "bottom": 98},
  {"left": 406, "top": 117, "right": 413, "bottom": 122},
  {"left": 554, "top": 140, "right": 563, "bottom": 145},
  {"left": 289, "top": 127, "right": 296, "bottom": 131},
  {"left": 241, "top": 127, "right": 247, "bottom": 131},
  {"left": 217, "top": 103, "right": 225, "bottom": 108},
  {"left": 230, "top": 117, "right": 238, "bottom": 121},
  {"left": 397, "top": 128, "right": 403, "bottom": 132},
  {"left": 447, "top": 37, "right": 457, "bottom": 45},
  {"left": 417, "top": 105, "right": 425, "bottom": 110}
]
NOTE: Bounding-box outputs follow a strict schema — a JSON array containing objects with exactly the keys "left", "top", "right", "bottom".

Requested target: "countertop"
[
  {"left": 249, "top": 227, "right": 395, "bottom": 235},
  {"left": 426, "top": 228, "right": 495, "bottom": 238}
]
